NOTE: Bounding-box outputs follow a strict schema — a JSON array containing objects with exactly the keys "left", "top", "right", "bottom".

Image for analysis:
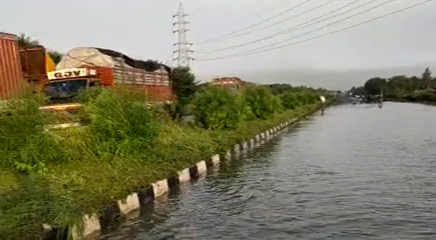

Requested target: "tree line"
[
  {"left": 349, "top": 68, "right": 436, "bottom": 102},
  {"left": 170, "top": 67, "right": 331, "bottom": 129}
]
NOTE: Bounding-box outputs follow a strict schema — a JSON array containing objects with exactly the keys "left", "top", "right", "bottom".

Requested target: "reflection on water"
[{"left": 102, "top": 102, "right": 436, "bottom": 240}]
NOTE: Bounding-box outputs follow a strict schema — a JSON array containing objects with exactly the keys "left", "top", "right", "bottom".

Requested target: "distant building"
[{"left": 211, "top": 77, "right": 253, "bottom": 90}]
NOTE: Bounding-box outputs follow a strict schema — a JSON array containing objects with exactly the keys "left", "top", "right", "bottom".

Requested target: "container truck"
[
  {"left": 0, "top": 32, "right": 55, "bottom": 100},
  {"left": 40, "top": 47, "right": 173, "bottom": 112},
  {"left": 0, "top": 33, "right": 25, "bottom": 100}
]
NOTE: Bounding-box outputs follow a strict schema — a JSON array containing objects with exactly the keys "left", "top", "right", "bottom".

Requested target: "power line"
[
  {"left": 197, "top": 0, "right": 432, "bottom": 61},
  {"left": 190, "top": 0, "right": 269, "bottom": 25},
  {"left": 196, "top": 0, "right": 368, "bottom": 54},
  {"left": 227, "top": 0, "right": 333, "bottom": 39},
  {"left": 193, "top": 0, "right": 291, "bottom": 33},
  {"left": 196, "top": 0, "right": 372, "bottom": 54},
  {"left": 196, "top": 0, "right": 314, "bottom": 44}
]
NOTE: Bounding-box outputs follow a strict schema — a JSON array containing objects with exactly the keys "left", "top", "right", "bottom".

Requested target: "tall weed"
[
  {"left": 79, "top": 87, "right": 159, "bottom": 159},
  {"left": 0, "top": 92, "right": 61, "bottom": 174}
]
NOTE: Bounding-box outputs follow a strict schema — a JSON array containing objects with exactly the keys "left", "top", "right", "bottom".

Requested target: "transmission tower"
[{"left": 173, "top": 2, "right": 194, "bottom": 67}]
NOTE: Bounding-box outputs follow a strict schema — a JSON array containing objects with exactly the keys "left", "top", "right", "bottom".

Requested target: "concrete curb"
[
  {"left": 117, "top": 193, "right": 140, "bottom": 216},
  {"left": 42, "top": 109, "right": 317, "bottom": 240},
  {"left": 177, "top": 168, "right": 191, "bottom": 183}
]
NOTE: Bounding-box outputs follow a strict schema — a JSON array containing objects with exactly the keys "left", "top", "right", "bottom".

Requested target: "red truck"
[{"left": 40, "top": 47, "right": 174, "bottom": 112}]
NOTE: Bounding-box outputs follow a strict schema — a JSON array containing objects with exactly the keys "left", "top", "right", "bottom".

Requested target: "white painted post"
[
  {"left": 224, "top": 149, "right": 231, "bottom": 160},
  {"left": 196, "top": 161, "right": 207, "bottom": 175},
  {"left": 234, "top": 144, "right": 241, "bottom": 155},
  {"left": 177, "top": 168, "right": 191, "bottom": 183},
  {"left": 250, "top": 138, "right": 256, "bottom": 148},
  {"left": 211, "top": 154, "right": 220, "bottom": 166},
  {"left": 241, "top": 141, "right": 248, "bottom": 150},
  {"left": 117, "top": 193, "right": 140, "bottom": 215},
  {"left": 72, "top": 214, "right": 101, "bottom": 240},
  {"left": 152, "top": 180, "right": 169, "bottom": 198}
]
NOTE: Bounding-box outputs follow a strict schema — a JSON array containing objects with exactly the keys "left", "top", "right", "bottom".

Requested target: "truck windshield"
[{"left": 43, "top": 79, "right": 88, "bottom": 103}]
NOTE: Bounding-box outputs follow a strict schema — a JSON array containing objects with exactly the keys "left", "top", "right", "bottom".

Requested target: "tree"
[
  {"left": 364, "top": 77, "right": 387, "bottom": 95},
  {"left": 268, "top": 83, "right": 294, "bottom": 95},
  {"left": 48, "top": 51, "right": 63, "bottom": 65},
  {"left": 170, "top": 67, "right": 198, "bottom": 118},
  {"left": 192, "top": 85, "right": 250, "bottom": 129},
  {"left": 357, "top": 70, "right": 436, "bottom": 103},
  {"left": 16, "top": 33, "right": 42, "bottom": 49},
  {"left": 243, "top": 85, "right": 283, "bottom": 119},
  {"left": 349, "top": 86, "right": 366, "bottom": 96}
]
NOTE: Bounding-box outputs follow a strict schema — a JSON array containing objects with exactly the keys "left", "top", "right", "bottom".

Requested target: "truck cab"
[{"left": 40, "top": 68, "right": 100, "bottom": 112}]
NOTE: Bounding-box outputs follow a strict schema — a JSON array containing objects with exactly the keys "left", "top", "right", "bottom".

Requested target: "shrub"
[
  {"left": 79, "top": 87, "right": 159, "bottom": 159},
  {"left": 279, "top": 90, "right": 322, "bottom": 110},
  {"left": 0, "top": 93, "right": 61, "bottom": 174},
  {"left": 243, "top": 85, "right": 283, "bottom": 119},
  {"left": 279, "top": 92, "right": 299, "bottom": 110},
  {"left": 192, "top": 86, "right": 250, "bottom": 130}
]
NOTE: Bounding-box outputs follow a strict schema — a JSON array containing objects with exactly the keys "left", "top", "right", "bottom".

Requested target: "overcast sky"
[{"left": 1, "top": 0, "right": 435, "bottom": 89}]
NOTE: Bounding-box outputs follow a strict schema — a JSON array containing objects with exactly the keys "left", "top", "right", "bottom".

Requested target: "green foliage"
[
  {"left": 356, "top": 67, "right": 436, "bottom": 102},
  {"left": 243, "top": 85, "right": 283, "bottom": 119},
  {"left": 192, "top": 85, "right": 250, "bottom": 130},
  {"left": 280, "top": 91, "right": 322, "bottom": 110},
  {"left": 16, "top": 33, "right": 41, "bottom": 49},
  {"left": 191, "top": 84, "right": 325, "bottom": 130},
  {"left": 0, "top": 92, "right": 61, "bottom": 174},
  {"left": 404, "top": 89, "right": 436, "bottom": 102},
  {"left": 0, "top": 178, "right": 82, "bottom": 240},
  {"left": 268, "top": 83, "right": 296, "bottom": 95},
  {"left": 48, "top": 51, "right": 63, "bottom": 65},
  {"left": 170, "top": 67, "right": 198, "bottom": 118},
  {"left": 79, "top": 87, "right": 159, "bottom": 158},
  {"left": 364, "top": 77, "right": 387, "bottom": 95},
  {"left": 280, "top": 92, "right": 301, "bottom": 109}
]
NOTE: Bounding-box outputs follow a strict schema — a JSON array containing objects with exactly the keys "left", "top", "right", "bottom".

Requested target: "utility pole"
[{"left": 173, "top": 1, "right": 194, "bottom": 67}]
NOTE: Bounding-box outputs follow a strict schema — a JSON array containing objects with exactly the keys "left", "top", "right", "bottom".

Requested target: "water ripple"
[{"left": 102, "top": 103, "right": 436, "bottom": 240}]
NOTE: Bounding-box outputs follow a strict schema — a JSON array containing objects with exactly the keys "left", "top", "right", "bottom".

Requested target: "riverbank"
[
  {"left": 0, "top": 87, "right": 329, "bottom": 239},
  {"left": 104, "top": 102, "right": 436, "bottom": 240},
  {"left": 384, "top": 98, "right": 436, "bottom": 106}
]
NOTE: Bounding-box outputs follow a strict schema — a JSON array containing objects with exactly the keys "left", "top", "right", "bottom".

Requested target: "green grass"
[{"left": 0, "top": 88, "right": 324, "bottom": 240}]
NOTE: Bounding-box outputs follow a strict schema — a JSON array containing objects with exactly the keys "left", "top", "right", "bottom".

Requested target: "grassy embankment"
[{"left": 0, "top": 86, "right": 330, "bottom": 239}]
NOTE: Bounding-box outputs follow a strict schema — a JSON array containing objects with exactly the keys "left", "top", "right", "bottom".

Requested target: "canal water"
[{"left": 102, "top": 102, "right": 436, "bottom": 240}]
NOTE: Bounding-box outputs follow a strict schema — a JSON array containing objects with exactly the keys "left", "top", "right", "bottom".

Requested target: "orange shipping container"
[{"left": 0, "top": 33, "right": 24, "bottom": 100}]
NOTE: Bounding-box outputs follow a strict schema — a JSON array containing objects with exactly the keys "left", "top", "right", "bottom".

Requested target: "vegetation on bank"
[
  {"left": 0, "top": 68, "right": 332, "bottom": 239},
  {"left": 349, "top": 67, "right": 436, "bottom": 103}
]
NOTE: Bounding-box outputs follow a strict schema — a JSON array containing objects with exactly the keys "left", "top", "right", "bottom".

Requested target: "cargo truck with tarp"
[{"left": 41, "top": 47, "right": 173, "bottom": 112}]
